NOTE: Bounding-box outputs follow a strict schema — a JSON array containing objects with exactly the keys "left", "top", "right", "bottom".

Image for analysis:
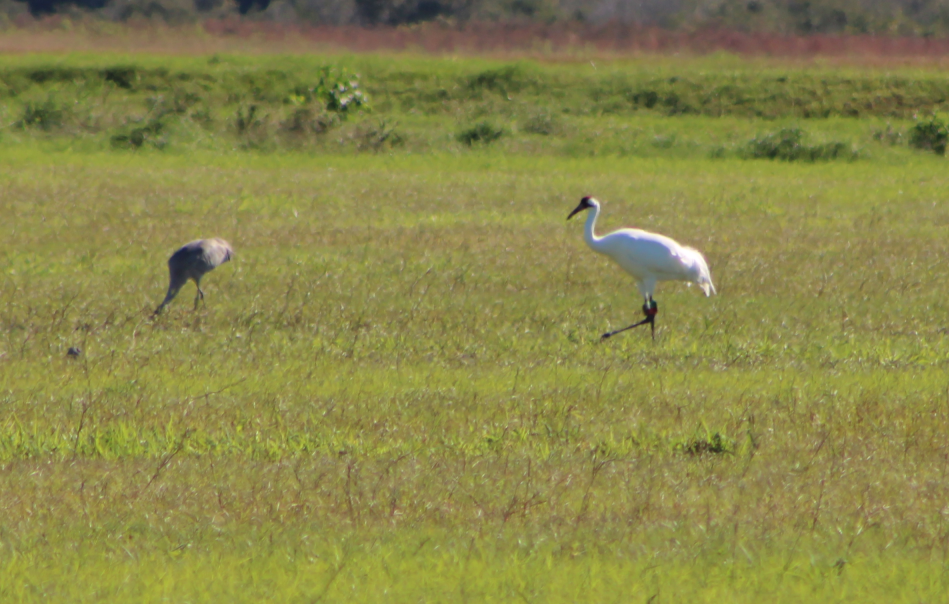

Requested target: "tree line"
[{"left": 10, "top": 0, "right": 949, "bottom": 37}]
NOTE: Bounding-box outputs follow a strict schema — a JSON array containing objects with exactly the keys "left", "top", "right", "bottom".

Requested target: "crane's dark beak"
[{"left": 567, "top": 202, "right": 587, "bottom": 221}]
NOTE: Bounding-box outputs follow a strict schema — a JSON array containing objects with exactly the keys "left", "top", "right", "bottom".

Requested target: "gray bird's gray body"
[{"left": 154, "top": 238, "right": 234, "bottom": 314}]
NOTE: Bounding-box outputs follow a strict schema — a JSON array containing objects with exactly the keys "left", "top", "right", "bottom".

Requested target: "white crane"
[
  {"left": 567, "top": 196, "right": 715, "bottom": 340},
  {"left": 154, "top": 238, "right": 234, "bottom": 314}
]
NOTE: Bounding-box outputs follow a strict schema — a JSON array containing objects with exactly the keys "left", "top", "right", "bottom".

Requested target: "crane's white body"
[{"left": 579, "top": 199, "right": 715, "bottom": 299}]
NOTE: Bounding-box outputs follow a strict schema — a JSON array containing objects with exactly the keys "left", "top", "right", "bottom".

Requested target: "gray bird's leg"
[{"left": 193, "top": 279, "right": 205, "bottom": 310}]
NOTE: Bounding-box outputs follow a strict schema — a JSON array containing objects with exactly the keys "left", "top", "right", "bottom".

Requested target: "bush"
[
  {"left": 307, "top": 67, "right": 370, "bottom": 115},
  {"left": 234, "top": 104, "right": 269, "bottom": 149},
  {"left": 467, "top": 65, "right": 528, "bottom": 94},
  {"left": 110, "top": 119, "right": 165, "bottom": 149},
  {"left": 280, "top": 108, "right": 338, "bottom": 136},
  {"left": 457, "top": 121, "right": 504, "bottom": 146},
  {"left": 352, "top": 119, "right": 404, "bottom": 152},
  {"left": 235, "top": 104, "right": 262, "bottom": 135},
  {"left": 679, "top": 432, "right": 732, "bottom": 456},
  {"left": 102, "top": 67, "right": 136, "bottom": 90},
  {"left": 19, "top": 98, "right": 68, "bottom": 131},
  {"left": 909, "top": 115, "right": 948, "bottom": 155},
  {"left": 522, "top": 112, "right": 559, "bottom": 136},
  {"left": 743, "top": 128, "right": 856, "bottom": 162},
  {"left": 872, "top": 123, "right": 903, "bottom": 146}
]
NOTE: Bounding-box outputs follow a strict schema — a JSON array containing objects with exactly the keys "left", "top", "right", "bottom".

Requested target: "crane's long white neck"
[{"left": 583, "top": 203, "right": 606, "bottom": 252}]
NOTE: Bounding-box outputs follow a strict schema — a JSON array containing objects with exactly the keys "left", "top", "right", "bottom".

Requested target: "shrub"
[
  {"left": 102, "top": 67, "right": 136, "bottom": 90},
  {"left": 146, "top": 91, "right": 202, "bottom": 118},
  {"left": 110, "top": 119, "right": 165, "bottom": 149},
  {"left": 19, "top": 98, "right": 68, "bottom": 131},
  {"left": 630, "top": 89, "right": 660, "bottom": 109},
  {"left": 522, "top": 112, "right": 559, "bottom": 136},
  {"left": 309, "top": 67, "right": 370, "bottom": 115},
  {"left": 352, "top": 119, "right": 404, "bottom": 152},
  {"left": 457, "top": 121, "right": 504, "bottom": 146},
  {"left": 467, "top": 65, "right": 527, "bottom": 94},
  {"left": 909, "top": 115, "right": 948, "bottom": 155},
  {"left": 235, "top": 104, "right": 262, "bottom": 135},
  {"left": 281, "top": 108, "right": 338, "bottom": 136},
  {"left": 233, "top": 104, "right": 271, "bottom": 149},
  {"left": 679, "top": 432, "right": 732, "bottom": 456},
  {"left": 872, "top": 123, "right": 903, "bottom": 146},
  {"left": 744, "top": 128, "right": 856, "bottom": 162}
]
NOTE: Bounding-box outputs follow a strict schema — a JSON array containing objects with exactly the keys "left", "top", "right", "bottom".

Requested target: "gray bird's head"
[{"left": 567, "top": 196, "right": 598, "bottom": 220}]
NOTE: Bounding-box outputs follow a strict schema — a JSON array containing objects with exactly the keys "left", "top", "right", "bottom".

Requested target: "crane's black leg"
[{"left": 601, "top": 297, "right": 659, "bottom": 341}]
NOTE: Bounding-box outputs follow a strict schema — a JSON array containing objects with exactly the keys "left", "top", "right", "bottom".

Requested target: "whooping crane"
[
  {"left": 154, "top": 238, "right": 234, "bottom": 314},
  {"left": 567, "top": 196, "right": 715, "bottom": 340}
]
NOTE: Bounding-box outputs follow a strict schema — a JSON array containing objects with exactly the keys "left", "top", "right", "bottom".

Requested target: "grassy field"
[{"left": 2, "top": 51, "right": 949, "bottom": 601}]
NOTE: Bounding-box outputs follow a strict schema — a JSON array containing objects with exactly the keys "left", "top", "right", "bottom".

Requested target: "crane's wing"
[
  {"left": 597, "top": 229, "right": 688, "bottom": 275},
  {"left": 598, "top": 229, "right": 715, "bottom": 295}
]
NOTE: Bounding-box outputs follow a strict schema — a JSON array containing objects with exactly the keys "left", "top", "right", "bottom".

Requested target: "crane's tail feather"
[{"left": 682, "top": 246, "right": 716, "bottom": 297}]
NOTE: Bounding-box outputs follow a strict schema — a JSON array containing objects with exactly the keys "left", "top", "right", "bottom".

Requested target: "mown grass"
[{"left": 2, "top": 53, "right": 949, "bottom": 601}]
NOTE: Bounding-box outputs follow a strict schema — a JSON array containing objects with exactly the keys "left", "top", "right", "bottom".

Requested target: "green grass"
[
  {"left": 2, "top": 52, "right": 948, "bottom": 158},
  {"left": 2, "top": 52, "right": 949, "bottom": 601}
]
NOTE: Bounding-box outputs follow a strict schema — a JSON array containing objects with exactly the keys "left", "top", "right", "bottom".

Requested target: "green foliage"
[
  {"left": 467, "top": 65, "right": 529, "bottom": 94},
  {"left": 522, "top": 112, "right": 560, "bottom": 135},
  {"left": 280, "top": 107, "right": 338, "bottom": 135},
  {"left": 743, "top": 128, "right": 857, "bottom": 161},
  {"left": 110, "top": 119, "right": 166, "bottom": 149},
  {"left": 679, "top": 431, "right": 733, "bottom": 456},
  {"left": 872, "top": 123, "right": 904, "bottom": 146},
  {"left": 18, "top": 96, "right": 68, "bottom": 131},
  {"left": 908, "top": 114, "right": 948, "bottom": 155},
  {"left": 310, "top": 66, "right": 370, "bottom": 114},
  {"left": 457, "top": 120, "right": 504, "bottom": 145},
  {"left": 351, "top": 118, "right": 404, "bottom": 151},
  {"left": 102, "top": 66, "right": 137, "bottom": 89},
  {"left": 234, "top": 104, "right": 261, "bottom": 135}
]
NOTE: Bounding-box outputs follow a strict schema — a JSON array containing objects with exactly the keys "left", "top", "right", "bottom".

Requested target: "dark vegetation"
[
  {"left": 679, "top": 431, "right": 733, "bottom": 456},
  {"left": 742, "top": 128, "right": 856, "bottom": 161},
  {"left": 909, "top": 114, "right": 948, "bottom": 155},
  {"left": 7, "top": 0, "right": 949, "bottom": 38},
  {"left": 457, "top": 121, "right": 504, "bottom": 145}
]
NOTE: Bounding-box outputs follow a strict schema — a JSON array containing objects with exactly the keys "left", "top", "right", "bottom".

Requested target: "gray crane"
[{"left": 154, "top": 238, "right": 234, "bottom": 314}]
